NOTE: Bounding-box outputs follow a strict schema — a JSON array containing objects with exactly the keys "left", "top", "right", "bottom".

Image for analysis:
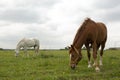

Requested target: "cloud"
[
  {"left": 26, "top": 0, "right": 60, "bottom": 8},
  {"left": 94, "top": 0, "right": 120, "bottom": 9},
  {"left": 0, "top": 0, "right": 60, "bottom": 24},
  {"left": 89, "top": 0, "right": 120, "bottom": 23},
  {"left": 0, "top": 0, "right": 60, "bottom": 8},
  {"left": 0, "top": 0, "right": 120, "bottom": 49},
  {"left": 0, "top": 9, "right": 40, "bottom": 23},
  {"left": 104, "top": 6, "right": 120, "bottom": 22}
]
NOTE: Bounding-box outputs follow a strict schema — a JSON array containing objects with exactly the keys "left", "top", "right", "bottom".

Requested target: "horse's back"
[
  {"left": 21, "top": 38, "right": 39, "bottom": 47},
  {"left": 96, "top": 22, "right": 107, "bottom": 42},
  {"left": 86, "top": 21, "right": 107, "bottom": 44}
]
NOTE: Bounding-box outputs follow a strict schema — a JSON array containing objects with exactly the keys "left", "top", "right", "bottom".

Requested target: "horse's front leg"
[
  {"left": 85, "top": 43, "right": 92, "bottom": 68},
  {"left": 24, "top": 47, "right": 29, "bottom": 57}
]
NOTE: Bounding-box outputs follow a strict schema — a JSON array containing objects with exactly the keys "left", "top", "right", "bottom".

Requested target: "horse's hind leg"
[
  {"left": 93, "top": 42, "right": 100, "bottom": 72},
  {"left": 33, "top": 46, "right": 36, "bottom": 56},
  {"left": 36, "top": 46, "right": 39, "bottom": 55},
  {"left": 93, "top": 43, "right": 100, "bottom": 66},
  {"left": 99, "top": 43, "right": 105, "bottom": 66},
  {"left": 34, "top": 46, "right": 39, "bottom": 56}
]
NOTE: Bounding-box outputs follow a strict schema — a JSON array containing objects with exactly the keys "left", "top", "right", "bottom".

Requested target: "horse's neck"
[
  {"left": 16, "top": 43, "right": 23, "bottom": 51},
  {"left": 16, "top": 45, "right": 20, "bottom": 51},
  {"left": 73, "top": 33, "right": 86, "bottom": 51}
]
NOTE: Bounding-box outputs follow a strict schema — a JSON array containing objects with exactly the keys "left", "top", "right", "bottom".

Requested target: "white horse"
[{"left": 15, "top": 38, "right": 39, "bottom": 57}]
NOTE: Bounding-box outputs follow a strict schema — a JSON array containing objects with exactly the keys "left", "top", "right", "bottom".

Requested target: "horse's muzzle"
[{"left": 71, "top": 64, "right": 76, "bottom": 69}]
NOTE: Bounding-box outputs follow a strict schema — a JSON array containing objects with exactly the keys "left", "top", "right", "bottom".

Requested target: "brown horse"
[{"left": 69, "top": 18, "right": 107, "bottom": 72}]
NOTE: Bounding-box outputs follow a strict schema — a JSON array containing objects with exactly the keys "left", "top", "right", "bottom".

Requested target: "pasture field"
[{"left": 0, "top": 49, "right": 120, "bottom": 80}]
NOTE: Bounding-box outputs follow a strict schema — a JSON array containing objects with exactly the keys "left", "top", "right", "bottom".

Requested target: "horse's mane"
[
  {"left": 73, "top": 18, "right": 93, "bottom": 45},
  {"left": 17, "top": 38, "right": 25, "bottom": 46}
]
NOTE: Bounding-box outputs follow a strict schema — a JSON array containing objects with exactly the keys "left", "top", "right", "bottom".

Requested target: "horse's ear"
[
  {"left": 71, "top": 45, "right": 73, "bottom": 48},
  {"left": 71, "top": 45, "right": 75, "bottom": 50},
  {"left": 85, "top": 17, "right": 91, "bottom": 21},
  {"left": 67, "top": 46, "right": 71, "bottom": 49}
]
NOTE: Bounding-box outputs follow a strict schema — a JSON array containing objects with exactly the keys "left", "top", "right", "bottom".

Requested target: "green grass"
[{"left": 0, "top": 50, "right": 120, "bottom": 80}]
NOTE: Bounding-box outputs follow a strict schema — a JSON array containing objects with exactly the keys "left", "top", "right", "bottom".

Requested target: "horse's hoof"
[
  {"left": 88, "top": 65, "right": 92, "bottom": 68},
  {"left": 99, "top": 61, "right": 103, "bottom": 66},
  {"left": 95, "top": 67, "right": 100, "bottom": 72},
  {"left": 99, "top": 63, "right": 103, "bottom": 66}
]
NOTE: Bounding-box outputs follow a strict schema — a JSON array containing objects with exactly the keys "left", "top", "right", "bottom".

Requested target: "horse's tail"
[{"left": 37, "top": 45, "right": 40, "bottom": 53}]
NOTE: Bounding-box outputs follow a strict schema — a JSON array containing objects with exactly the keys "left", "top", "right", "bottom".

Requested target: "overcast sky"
[{"left": 0, "top": 0, "right": 120, "bottom": 49}]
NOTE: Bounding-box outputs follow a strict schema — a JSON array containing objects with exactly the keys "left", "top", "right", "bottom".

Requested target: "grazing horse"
[
  {"left": 69, "top": 18, "right": 107, "bottom": 72},
  {"left": 15, "top": 38, "right": 39, "bottom": 57}
]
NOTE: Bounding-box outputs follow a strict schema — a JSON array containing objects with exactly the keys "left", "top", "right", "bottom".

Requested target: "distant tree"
[
  {"left": 65, "top": 47, "right": 69, "bottom": 50},
  {"left": 0, "top": 48, "right": 3, "bottom": 50}
]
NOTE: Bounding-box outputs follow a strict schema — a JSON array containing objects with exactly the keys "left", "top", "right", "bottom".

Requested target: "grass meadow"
[{"left": 0, "top": 49, "right": 120, "bottom": 80}]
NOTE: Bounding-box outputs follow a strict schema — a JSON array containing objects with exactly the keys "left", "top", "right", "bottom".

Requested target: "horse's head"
[
  {"left": 69, "top": 45, "right": 82, "bottom": 69},
  {"left": 15, "top": 49, "right": 19, "bottom": 57}
]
